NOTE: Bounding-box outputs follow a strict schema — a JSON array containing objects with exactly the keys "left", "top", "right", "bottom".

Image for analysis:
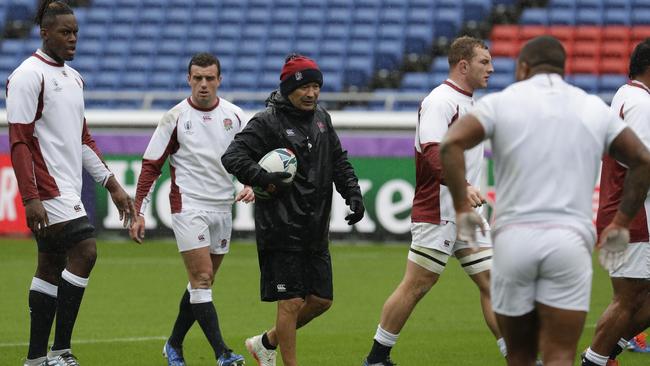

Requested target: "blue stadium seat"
[
  {"left": 632, "top": 9, "right": 650, "bottom": 24},
  {"left": 351, "top": 25, "right": 377, "bottom": 40},
  {"left": 130, "top": 40, "right": 157, "bottom": 56},
  {"left": 272, "top": 8, "right": 299, "bottom": 23},
  {"left": 166, "top": 8, "right": 192, "bottom": 24},
  {"left": 326, "top": 8, "right": 352, "bottom": 24},
  {"left": 487, "top": 73, "right": 515, "bottom": 91},
  {"left": 376, "top": 39, "right": 404, "bottom": 69},
  {"left": 463, "top": 0, "right": 491, "bottom": 22},
  {"left": 435, "top": 0, "right": 460, "bottom": 10},
  {"left": 434, "top": 9, "right": 462, "bottom": 38},
  {"left": 74, "top": 8, "right": 88, "bottom": 24},
  {"left": 294, "top": 40, "right": 320, "bottom": 57},
  {"left": 121, "top": 72, "right": 148, "bottom": 90},
  {"left": 379, "top": 8, "right": 406, "bottom": 25},
  {"left": 193, "top": 8, "right": 218, "bottom": 24},
  {"left": 113, "top": 8, "right": 138, "bottom": 24},
  {"left": 238, "top": 39, "right": 265, "bottom": 57},
  {"left": 296, "top": 24, "right": 323, "bottom": 40},
  {"left": 492, "top": 57, "right": 516, "bottom": 74},
  {"left": 321, "top": 39, "right": 347, "bottom": 56},
  {"left": 87, "top": 8, "right": 112, "bottom": 24},
  {"left": 431, "top": 56, "right": 449, "bottom": 73},
  {"left": 604, "top": 0, "right": 631, "bottom": 9},
  {"left": 216, "top": 23, "right": 241, "bottom": 41},
  {"left": 324, "top": 24, "right": 349, "bottom": 39},
  {"left": 604, "top": 9, "right": 630, "bottom": 24},
  {"left": 576, "top": 8, "right": 604, "bottom": 24},
  {"left": 128, "top": 57, "right": 152, "bottom": 72},
  {"left": 266, "top": 40, "right": 293, "bottom": 56},
  {"left": 214, "top": 40, "right": 238, "bottom": 56},
  {"left": 82, "top": 23, "right": 105, "bottom": 41},
  {"left": 407, "top": 7, "right": 434, "bottom": 25},
  {"left": 269, "top": 24, "right": 296, "bottom": 40},
  {"left": 261, "top": 55, "right": 285, "bottom": 72},
  {"left": 319, "top": 55, "right": 345, "bottom": 72},
  {"left": 100, "top": 56, "right": 124, "bottom": 72},
  {"left": 76, "top": 40, "right": 103, "bottom": 57},
  {"left": 95, "top": 71, "right": 121, "bottom": 90},
  {"left": 218, "top": 8, "right": 245, "bottom": 22},
  {"left": 242, "top": 25, "right": 268, "bottom": 41},
  {"left": 259, "top": 72, "right": 279, "bottom": 90},
  {"left": 520, "top": 9, "right": 549, "bottom": 25},
  {"left": 1, "top": 39, "right": 26, "bottom": 56},
  {"left": 356, "top": 0, "right": 382, "bottom": 8},
  {"left": 162, "top": 25, "right": 188, "bottom": 41},
  {"left": 567, "top": 74, "right": 599, "bottom": 92},
  {"left": 158, "top": 40, "right": 185, "bottom": 56},
  {"left": 231, "top": 73, "right": 259, "bottom": 90},
  {"left": 322, "top": 71, "right": 343, "bottom": 92},
  {"left": 345, "top": 56, "right": 374, "bottom": 86},
  {"left": 599, "top": 74, "right": 627, "bottom": 92},
  {"left": 348, "top": 39, "right": 374, "bottom": 56},
  {"left": 549, "top": 8, "right": 576, "bottom": 25},
  {"left": 549, "top": 0, "right": 577, "bottom": 9},
  {"left": 153, "top": 56, "right": 180, "bottom": 73},
  {"left": 405, "top": 24, "right": 434, "bottom": 54},
  {"left": 379, "top": 25, "right": 404, "bottom": 41},
  {"left": 297, "top": 7, "right": 325, "bottom": 24},
  {"left": 354, "top": 8, "right": 380, "bottom": 24},
  {"left": 188, "top": 24, "right": 214, "bottom": 42},
  {"left": 140, "top": 8, "right": 165, "bottom": 24},
  {"left": 235, "top": 57, "right": 261, "bottom": 73},
  {"left": 247, "top": 8, "right": 269, "bottom": 24},
  {"left": 401, "top": 72, "right": 430, "bottom": 92},
  {"left": 104, "top": 41, "right": 128, "bottom": 56},
  {"left": 133, "top": 25, "right": 159, "bottom": 40},
  {"left": 107, "top": 25, "right": 133, "bottom": 41},
  {"left": 431, "top": 72, "right": 448, "bottom": 86}
]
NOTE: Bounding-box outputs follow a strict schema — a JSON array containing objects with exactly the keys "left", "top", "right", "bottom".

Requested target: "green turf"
[{"left": 0, "top": 238, "right": 647, "bottom": 365}]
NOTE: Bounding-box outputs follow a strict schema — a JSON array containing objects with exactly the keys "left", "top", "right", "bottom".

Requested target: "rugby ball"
[{"left": 253, "top": 148, "right": 297, "bottom": 199}]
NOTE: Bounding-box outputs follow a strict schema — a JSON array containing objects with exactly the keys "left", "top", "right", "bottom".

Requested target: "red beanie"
[{"left": 279, "top": 54, "right": 323, "bottom": 97}]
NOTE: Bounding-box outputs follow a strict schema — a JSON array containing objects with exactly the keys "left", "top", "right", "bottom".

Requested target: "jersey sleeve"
[
  {"left": 417, "top": 97, "right": 457, "bottom": 145},
  {"left": 6, "top": 68, "right": 44, "bottom": 202},
  {"left": 81, "top": 119, "right": 114, "bottom": 186},
  {"left": 135, "top": 110, "right": 180, "bottom": 215},
  {"left": 233, "top": 105, "right": 249, "bottom": 133},
  {"left": 469, "top": 93, "right": 500, "bottom": 138},
  {"left": 6, "top": 68, "right": 43, "bottom": 125},
  {"left": 603, "top": 107, "right": 628, "bottom": 153},
  {"left": 623, "top": 99, "right": 650, "bottom": 150}
]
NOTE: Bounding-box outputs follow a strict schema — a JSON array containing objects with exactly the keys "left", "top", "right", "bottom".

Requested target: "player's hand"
[
  {"left": 597, "top": 224, "right": 630, "bottom": 271},
  {"left": 24, "top": 198, "right": 49, "bottom": 234},
  {"left": 456, "top": 210, "right": 486, "bottom": 249},
  {"left": 345, "top": 195, "right": 365, "bottom": 225},
  {"left": 235, "top": 185, "right": 255, "bottom": 203},
  {"left": 466, "top": 185, "right": 487, "bottom": 208},
  {"left": 256, "top": 171, "right": 292, "bottom": 193},
  {"left": 106, "top": 177, "right": 136, "bottom": 228},
  {"left": 129, "top": 216, "right": 146, "bottom": 244}
]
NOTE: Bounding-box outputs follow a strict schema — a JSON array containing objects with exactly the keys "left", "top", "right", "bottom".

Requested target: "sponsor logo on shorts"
[
  {"left": 220, "top": 239, "right": 228, "bottom": 248},
  {"left": 74, "top": 204, "right": 82, "bottom": 212},
  {"left": 198, "top": 234, "right": 205, "bottom": 242},
  {"left": 277, "top": 284, "right": 286, "bottom": 292},
  {"left": 444, "top": 240, "right": 451, "bottom": 247}
]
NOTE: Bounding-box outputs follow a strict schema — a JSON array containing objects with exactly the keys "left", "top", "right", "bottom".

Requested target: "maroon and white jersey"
[
  {"left": 135, "top": 97, "right": 245, "bottom": 215},
  {"left": 597, "top": 80, "right": 650, "bottom": 242},
  {"left": 7, "top": 49, "right": 112, "bottom": 224},
  {"left": 412, "top": 79, "right": 485, "bottom": 224}
]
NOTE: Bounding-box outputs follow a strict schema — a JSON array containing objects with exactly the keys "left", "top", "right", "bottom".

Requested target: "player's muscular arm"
[{"left": 608, "top": 127, "right": 650, "bottom": 224}]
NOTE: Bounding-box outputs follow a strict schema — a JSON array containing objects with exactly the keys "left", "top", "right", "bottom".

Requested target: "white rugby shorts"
[
  {"left": 42, "top": 192, "right": 87, "bottom": 225},
  {"left": 171, "top": 209, "right": 232, "bottom": 254},
  {"left": 610, "top": 242, "right": 650, "bottom": 279},
  {"left": 491, "top": 225, "right": 593, "bottom": 316},
  {"left": 410, "top": 220, "right": 492, "bottom": 256}
]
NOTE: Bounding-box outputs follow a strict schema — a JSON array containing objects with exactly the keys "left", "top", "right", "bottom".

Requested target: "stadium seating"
[{"left": 0, "top": 0, "right": 644, "bottom": 106}]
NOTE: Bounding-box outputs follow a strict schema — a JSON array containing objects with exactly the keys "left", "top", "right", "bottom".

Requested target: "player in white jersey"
[
  {"left": 440, "top": 35, "right": 650, "bottom": 366},
  {"left": 363, "top": 36, "right": 502, "bottom": 366},
  {"left": 7, "top": 2, "right": 135, "bottom": 366},
  {"left": 582, "top": 38, "right": 650, "bottom": 366},
  {"left": 130, "top": 53, "right": 252, "bottom": 366}
]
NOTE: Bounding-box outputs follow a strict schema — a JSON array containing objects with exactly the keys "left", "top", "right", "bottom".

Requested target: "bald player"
[
  {"left": 582, "top": 38, "right": 650, "bottom": 366},
  {"left": 440, "top": 36, "right": 650, "bottom": 366}
]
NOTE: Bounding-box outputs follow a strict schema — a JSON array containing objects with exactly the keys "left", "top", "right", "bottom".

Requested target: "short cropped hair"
[
  {"left": 518, "top": 36, "right": 566, "bottom": 71},
  {"left": 187, "top": 53, "right": 221, "bottom": 76},
  {"left": 629, "top": 38, "right": 650, "bottom": 79},
  {"left": 448, "top": 36, "right": 488, "bottom": 67}
]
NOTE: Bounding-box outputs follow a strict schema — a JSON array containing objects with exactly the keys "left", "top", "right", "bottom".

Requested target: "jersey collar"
[
  {"left": 33, "top": 49, "right": 64, "bottom": 67},
  {"left": 628, "top": 80, "right": 650, "bottom": 94},
  {"left": 187, "top": 96, "right": 220, "bottom": 112},
  {"left": 443, "top": 79, "right": 473, "bottom": 97}
]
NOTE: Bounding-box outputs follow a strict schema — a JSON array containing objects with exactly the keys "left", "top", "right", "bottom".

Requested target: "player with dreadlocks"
[{"left": 7, "top": 1, "right": 135, "bottom": 365}]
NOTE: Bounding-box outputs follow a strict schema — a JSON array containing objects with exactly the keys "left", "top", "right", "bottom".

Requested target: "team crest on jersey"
[
  {"left": 52, "top": 79, "right": 62, "bottom": 92},
  {"left": 184, "top": 120, "right": 193, "bottom": 135},
  {"left": 295, "top": 72, "right": 303, "bottom": 81},
  {"left": 223, "top": 118, "right": 233, "bottom": 131},
  {"left": 202, "top": 114, "right": 212, "bottom": 122},
  {"left": 316, "top": 121, "right": 326, "bottom": 133},
  {"left": 286, "top": 129, "right": 295, "bottom": 136}
]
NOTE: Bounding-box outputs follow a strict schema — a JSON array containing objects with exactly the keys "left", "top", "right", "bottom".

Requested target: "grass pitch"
[{"left": 0, "top": 238, "right": 648, "bottom": 365}]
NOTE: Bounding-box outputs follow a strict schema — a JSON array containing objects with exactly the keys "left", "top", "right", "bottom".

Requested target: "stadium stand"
[{"left": 0, "top": 0, "right": 647, "bottom": 109}]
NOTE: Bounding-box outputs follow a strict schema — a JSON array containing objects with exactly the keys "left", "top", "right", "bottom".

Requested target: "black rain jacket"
[{"left": 222, "top": 91, "right": 361, "bottom": 251}]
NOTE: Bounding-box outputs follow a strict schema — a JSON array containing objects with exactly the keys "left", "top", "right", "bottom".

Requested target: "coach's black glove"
[
  {"left": 345, "top": 195, "right": 365, "bottom": 225},
  {"left": 255, "top": 170, "right": 292, "bottom": 193}
]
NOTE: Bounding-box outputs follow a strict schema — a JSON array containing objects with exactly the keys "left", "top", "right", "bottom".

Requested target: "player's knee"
[
  {"left": 311, "top": 297, "right": 332, "bottom": 314},
  {"left": 403, "top": 275, "right": 437, "bottom": 300},
  {"left": 190, "top": 271, "right": 214, "bottom": 289},
  {"left": 279, "top": 297, "right": 304, "bottom": 314}
]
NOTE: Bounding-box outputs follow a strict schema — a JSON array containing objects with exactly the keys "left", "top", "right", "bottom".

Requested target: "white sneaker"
[
  {"left": 23, "top": 356, "right": 48, "bottom": 366},
  {"left": 245, "top": 334, "right": 276, "bottom": 366},
  {"left": 47, "top": 353, "right": 79, "bottom": 366}
]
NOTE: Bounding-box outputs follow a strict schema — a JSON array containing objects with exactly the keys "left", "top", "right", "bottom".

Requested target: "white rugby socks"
[{"left": 374, "top": 324, "right": 399, "bottom": 347}]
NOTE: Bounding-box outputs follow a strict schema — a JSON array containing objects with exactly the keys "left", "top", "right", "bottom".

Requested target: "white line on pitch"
[{"left": 0, "top": 336, "right": 167, "bottom": 348}]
